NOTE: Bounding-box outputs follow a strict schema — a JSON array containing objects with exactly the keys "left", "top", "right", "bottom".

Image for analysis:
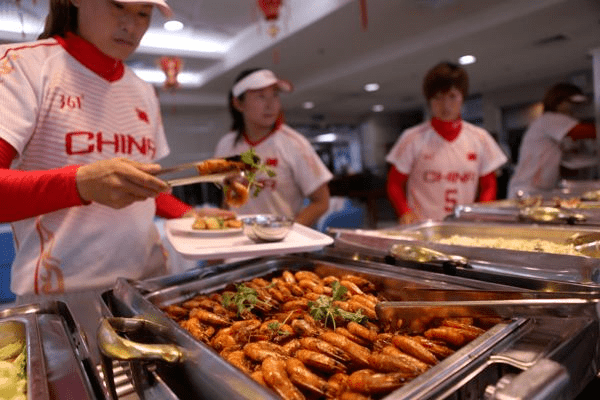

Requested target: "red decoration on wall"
[
  {"left": 257, "top": 0, "right": 283, "bottom": 37},
  {"left": 359, "top": 0, "right": 368, "bottom": 31},
  {"left": 159, "top": 56, "right": 182, "bottom": 90}
]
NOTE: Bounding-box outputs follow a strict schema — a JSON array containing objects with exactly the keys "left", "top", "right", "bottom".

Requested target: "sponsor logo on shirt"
[
  {"left": 423, "top": 170, "right": 476, "bottom": 183},
  {"left": 467, "top": 152, "right": 477, "bottom": 161},
  {"left": 59, "top": 93, "right": 83, "bottom": 110},
  {"left": 65, "top": 131, "right": 157, "bottom": 158}
]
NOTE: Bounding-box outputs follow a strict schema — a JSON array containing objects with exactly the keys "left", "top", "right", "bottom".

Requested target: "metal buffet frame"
[{"left": 100, "top": 252, "right": 600, "bottom": 400}]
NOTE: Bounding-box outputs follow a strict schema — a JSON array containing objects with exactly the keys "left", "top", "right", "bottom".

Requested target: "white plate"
[
  {"left": 164, "top": 217, "right": 334, "bottom": 260},
  {"left": 167, "top": 217, "right": 243, "bottom": 236}
]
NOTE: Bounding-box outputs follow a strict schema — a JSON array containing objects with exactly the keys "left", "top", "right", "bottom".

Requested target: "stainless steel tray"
[
  {"left": 0, "top": 301, "right": 108, "bottom": 400},
  {"left": 329, "top": 222, "right": 600, "bottom": 290},
  {"left": 101, "top": 253, "right": 591, "bottom": 400},
  {"left": 451, "top": 203, "right": 600, "bottom": 225}
]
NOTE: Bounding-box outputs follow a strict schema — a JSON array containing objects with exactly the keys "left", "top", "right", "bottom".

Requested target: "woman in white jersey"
[
  {"left": 0, "top": 0, "right": 204, "bottom": 299},
  {"left": 386, "top": 62, "right": 507, "bottom": 224},
  {"left": 214, "top": 68, "right": 333, "bottom": 227},
  {"left": 507, "top": 83, "right": 596, "bottom": 198}
]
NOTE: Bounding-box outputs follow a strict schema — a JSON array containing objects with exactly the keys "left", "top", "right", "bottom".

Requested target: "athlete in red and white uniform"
[
  {"left": 386, "top": 62, "right": 507, "bottom": 223},
  {"left": 215, "top": 69, "right": 332, "bottom": 227},
  {"left": 0, "top": 0, "right": 195, "bottom": 296},
  {"left": 386, "top": 119, "right": 507, "bottom": 222},
  {"left": 507, "top": 83, "right": 596, "bottom": 198},
  {"left": 215, "top": 123, "right": 333, "bottom": 220}
]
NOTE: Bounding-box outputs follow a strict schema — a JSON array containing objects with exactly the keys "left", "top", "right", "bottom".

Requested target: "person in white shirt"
[
  {"left": 214, "top": 68, "right": 333, "bottom": 227},
  {"left": 0, "top": 0, "right": 203, "bottom": 298},
  {"left": 507, "top": 82, "right": 596, "bottom": 198},
  {"left": 386, "top": 62, "right": 507, "bottom": 223}
]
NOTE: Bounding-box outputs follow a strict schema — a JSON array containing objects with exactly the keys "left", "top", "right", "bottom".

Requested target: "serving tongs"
[
  {"left": 154, "top": 154, "right": 253, "bottom": 187},
  {"left": 518, "top": 206, "right": 586, "bottom": 224},
  {"left": 375, "top": 289, "right": 600, "bottom": 333}
]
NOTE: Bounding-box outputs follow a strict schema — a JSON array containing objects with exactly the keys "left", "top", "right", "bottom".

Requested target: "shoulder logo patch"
[{"left": 136, "top": 108, "right": 150, "bottom": 124}]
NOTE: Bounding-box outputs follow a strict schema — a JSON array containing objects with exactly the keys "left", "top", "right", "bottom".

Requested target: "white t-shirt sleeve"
[
  {"left": 0, "top": 43, "right": 46, "bottom": 154},
  {"left": 542, "top": 112, "right": 579, "bottom": 142},
  {"left": 476, "top": 129, "right": 508, "bottom": 176},
  {"left": 385, "top": 128, "right": 419, "bottom": 174},
  {"left": 285, "top": 130, "right": 333, "bottom": 197}
]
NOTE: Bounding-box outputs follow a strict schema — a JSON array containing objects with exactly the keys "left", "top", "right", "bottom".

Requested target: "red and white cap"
[
  {"left": 115, "top": 0, "right": 173, "bottom": 18},
  {"left": 232, "top": 69, "right": 293, "bottom": 98}
]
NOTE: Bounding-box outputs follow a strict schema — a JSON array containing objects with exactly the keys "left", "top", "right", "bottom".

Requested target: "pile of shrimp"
[{"left": 162, "top": 270, "right": 488, "bottom": 400}]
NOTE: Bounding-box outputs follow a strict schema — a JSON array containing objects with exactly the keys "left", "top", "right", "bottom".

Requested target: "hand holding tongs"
[{"left": 375, "top": 289, "right": 600, "bottom": 332}]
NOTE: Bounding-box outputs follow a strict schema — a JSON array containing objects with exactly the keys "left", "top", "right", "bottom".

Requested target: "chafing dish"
[
  {"left": 0, "top": 301, "right": 109, "bottom": 400},
  {"left": 100, "top": 253, "right": 600, "bottom": 400}
]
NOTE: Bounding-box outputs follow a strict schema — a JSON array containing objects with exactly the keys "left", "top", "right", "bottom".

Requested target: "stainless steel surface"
[
  {"left": 165, "top": 171, "right": 239, "bottom": 187},
  {"left": 0, "top": 301, "right": 109, "bottom": 400},
  {"left": 241, "top": 214, "right": 294, "bottom": 242},
  {"left": 99, "top": 253, "right": 600, "bottom": 400}
]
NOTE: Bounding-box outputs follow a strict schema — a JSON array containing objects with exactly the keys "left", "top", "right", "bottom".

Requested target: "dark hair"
[
  {"left": 38, "top": 0, "right": 78, "bottom": 39},
  {"left": 422, "top": 62, "right": 469, "bottom": 101},
  {"left": 229, "top": 67, "right": 263, "bottom": 143},
  {"left": 543, "top": 82, "right": 584, "bottom": 112}
]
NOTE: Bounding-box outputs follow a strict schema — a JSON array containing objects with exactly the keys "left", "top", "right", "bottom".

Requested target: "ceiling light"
[
  {"left": 315, "top": 133, "right": 337, "bottom": 143},
  {"left": 364, "top": 83, "right": 380, "bottom": 92},
  {"left": 458, "top": 55, "right": 476, "bottom": 65},
  {"left": 303, "top": 101, "right": 315, "bottom": 109},
  {"left": 372, "top": 104, "right": 384, "bottom": 112},
  {"left": 164, "top": 20, "right": 184, "bottom": 31}
]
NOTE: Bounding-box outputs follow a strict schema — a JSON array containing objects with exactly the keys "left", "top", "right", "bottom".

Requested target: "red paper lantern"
[
  {"left": 159, "top": 56, "right": 182, "bottom": 90},
  {"left": 258, "top": 0, "right": 282, "bottom": 21}
]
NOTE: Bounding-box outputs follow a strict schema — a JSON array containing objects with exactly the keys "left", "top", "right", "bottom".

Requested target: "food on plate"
[
  {"left": 192, "top": 215, "right": 242, "bottom": 230},
  {"left": 162, "top": 270, "right": 491, "bottom": 399},
  {"left": 552, "top": 197, "right": 581, "bottom": 209},
  {"left": 0, "top": 339, "right": 26, "bottom": 400},
  {"left": 437, "top": 235, "right": 584, "bottom": 256}
]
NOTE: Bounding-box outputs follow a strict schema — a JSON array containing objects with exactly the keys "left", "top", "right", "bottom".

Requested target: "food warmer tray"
[
  {"left": 0, "top": 301, "right": 109, "bottom": 400},
  {"left": 330, "top": 221, "right": 600, "bottom": 290},
  {"left": 101, "top": 253, "right": 599, "bottom": 400}
]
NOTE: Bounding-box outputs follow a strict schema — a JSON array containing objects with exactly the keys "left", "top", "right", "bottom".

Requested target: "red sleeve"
[
  {"left": 477, "top": 172, "right": 497, "bottom": 202},
  {"left": 155, "top": 192, "right": 193, "bottom": 218},
  {"left": 386, "top": 166, "right": 411, "bottom": 217},
  {"left": 566, "top": 122, "right": 596, "bottom": 140},
  {"left": 0, "top": 139, "right": 86, "bottom": 222}
]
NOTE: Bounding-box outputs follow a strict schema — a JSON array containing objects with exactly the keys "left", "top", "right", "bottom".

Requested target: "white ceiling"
[{"left": 2, "top": 0, "right": 600, "bottom": 125}]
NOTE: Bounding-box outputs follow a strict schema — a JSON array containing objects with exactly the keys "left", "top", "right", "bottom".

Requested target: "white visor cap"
[
  {"left": 232, "top": 69, "right": 293, "bottom": 98},
  {"left": 115, "top": 0, "right": 173, "bottom": 17}
]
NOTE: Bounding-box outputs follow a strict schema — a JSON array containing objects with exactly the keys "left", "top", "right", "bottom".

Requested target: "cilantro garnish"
[
  {"left": 240, "top": 148, "right": 276, "bottom": 197},
  {"left": 267, "top": 310, "right": 294, "bottom": 337},
  {"left": 307, "top": 281, "right": 368, "bottom": 329},
  {"left": 221, "top": 283, "right": 266, "bottom": 316}
]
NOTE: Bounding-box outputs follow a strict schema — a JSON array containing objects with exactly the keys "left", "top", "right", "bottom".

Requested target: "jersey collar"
[
  {"left": 431, "top": 117, "right": 462, "bottom": 142},
  {"left": 55, "top": 33, "right": 125, "bottom": 82},
  {"left": 242, "top": 114, "right": 284, "bottom": 146}
]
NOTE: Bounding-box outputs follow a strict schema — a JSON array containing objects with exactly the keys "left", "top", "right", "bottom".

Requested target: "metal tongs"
[
  {"left": 518, "top": 206, "right": 586, "bottom": 224},
  {"left": 375, "top": 288, "right": 600, "bottom": 332},
  {"left": 154, "top": 155, "right": 249, "bottom": 187}
]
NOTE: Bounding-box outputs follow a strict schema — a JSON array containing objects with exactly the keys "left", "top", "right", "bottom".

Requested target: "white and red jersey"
[
  {"left": 0, "top": 34, "right": 169, "bottom": 295},
  {"left": 386, "top": 120, "right": 507, "bottom": 222},
  {"left": 507, "top": 112, "right": 579, "bottom": 198},
  {"left": 214, "top": 124, "right": 333, "bottom": 219}
]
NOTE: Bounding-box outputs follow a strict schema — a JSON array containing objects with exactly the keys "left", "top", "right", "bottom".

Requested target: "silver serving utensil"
[
  {"left": 518, "top": 206, "right": 586, "bottom": 224},
  {"left": 163, "top": 171, "right": 245, "bottom": 187}
]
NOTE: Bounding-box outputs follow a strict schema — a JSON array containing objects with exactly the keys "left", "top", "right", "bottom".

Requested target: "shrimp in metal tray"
[
  {"left": 392, "top": 334, "right": 438, "bottom": 365},
  {"left": 347, "top": 321, "right": 378, "bottom": 343},
  {"left": 340, "top": 274, "right": 376, "bottom": 292},
  {"left": 299, "top": 337, "right": 352, "bottom": 364},
  {"left": 262, "top": 357, "right": 306, "bottom": 400},
  {"left": 411, "top": 335, "right": 455, "bottom": 359},
  {"left": 319, "top": 331, "right": 371, "bottom": 368},
  {"left": 294, "top": 349, "right": 347, "bottom": 374},
  {"left": 190, "top": 307, "right": 232, "bottom": 327},
  {"left": 291, "top": 317, "right": 320, "bottom": 337},
  {"left": 294, "top": 270, "right": 320, "bottom": 283},
  {"left": 285, "top": 357, "right": 329, "bottom": 396},
  {"left": 179, "top": 318, "right": 215, "bottom": 343},
  {"left": 379, "top": 345, "right": 429, "bottom": 373},
  {"left": 224, "top": 350, "right": 253, "bottom": 375},
  {"left": 326, "top": 372, "right": 349, "bottom": 399},
  {"left": 347, "top": 369, "right": 415, "bottom": 395},
  {"left": 244, "top": 341, "right": 289, "bottom": 362}
]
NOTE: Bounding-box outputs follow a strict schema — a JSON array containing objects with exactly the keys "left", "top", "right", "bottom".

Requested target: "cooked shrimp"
[
  {"left": 262, "top": 357, "right": 306, "bottom": 400},
  {"left": 424, "top": 326, "right": 470, "bottom": 347},
  {"left": 369, "top": 348, "right": 428, "bottom": 374},
  {"left": 244, "top": 341, "right": 288, "bottom": 362},
  {"left": 335, "top": 327, "right": 370, "bottom": 347},
  {"left": 347, "top": 369, "right": 415, "bottom": 394},
  {"left": 326, "top": 373, "right": 349, "bottom": 399},
  {"left": 224, "top": 350, "right": 253, "bottom": 374},
  {"left": 285, "top": 357, "right": 328, "bottom": 396},
  {"left": 391, "top": 334, "right": 438, "bottom": 365},
  {"left": 190, "top": 308, "right": 232, "bottom": 326},
  {"left": 319, "top": 332, "right": 371, "bottom": 368},
  {"left": 381, "top": 345, "right": 429, "bottom": 372},
  {"left": 224, "top": 180, "right": 249, "bottom": 208},
  {"left": 179, "top": 318, "right": 215, "bottom": 343},
  {"left": 299, "top": 337, "right": 352, "bottom": 363},
  {"left": 411, "top": 336, "right": 455, "bottom": 359},
  {"left": 347, "top": 322, "right": 378, "bottom": 343},
  {"left": 282, "top": 270, "right": 297, "bottom": 284},
  {"left": 294, "top": 349, "right": 347, "bottom": 374}
]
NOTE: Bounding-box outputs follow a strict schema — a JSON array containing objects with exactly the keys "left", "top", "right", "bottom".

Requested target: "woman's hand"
[{"left": 76, "top": 158, "right": 170, "bottom": 209}]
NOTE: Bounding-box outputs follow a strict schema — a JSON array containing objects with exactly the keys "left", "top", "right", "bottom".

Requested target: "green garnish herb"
[
  {"left": 240, "top": 148, "right": 276, "bottom": 197},
  {"left": 267, "top": 310, "right": 294, "bottom": 336},
  {"left": 222, "top": 283, "right": 266, "bottom": 316},
  {"left": 308, "top": 281, "right": 368, "bottom": 329}
]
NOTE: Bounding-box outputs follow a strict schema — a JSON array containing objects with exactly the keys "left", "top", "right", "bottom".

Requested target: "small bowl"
[{"left": 241, "top": 215, "right": 294, "bottom": 243}]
